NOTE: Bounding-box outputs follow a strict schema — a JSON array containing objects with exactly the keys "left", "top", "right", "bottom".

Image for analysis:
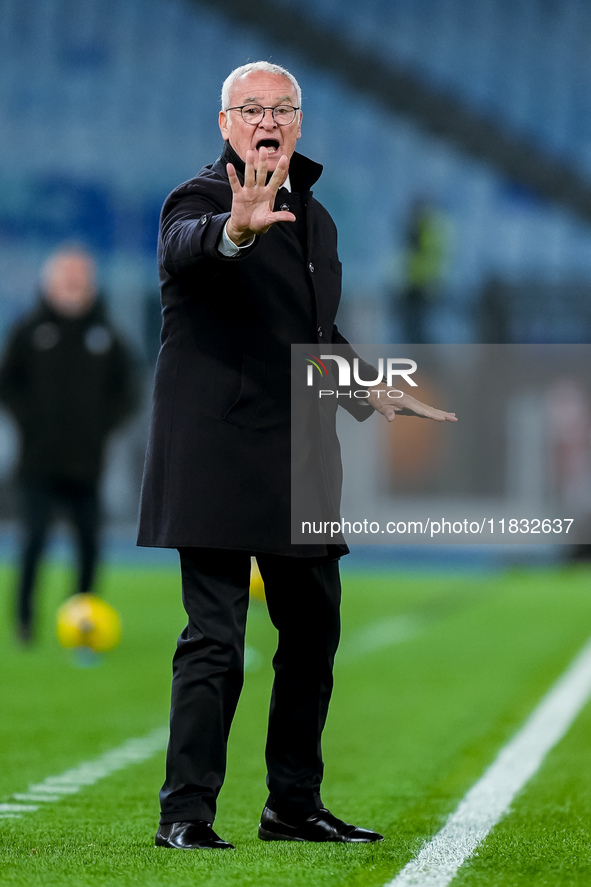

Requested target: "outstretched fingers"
[
  {"left": 268, "top": 154, "right": 290, "bottom": 191},
  {"left": 227, "top": 162, "right": 242, "bottom": 195},
  {"left": 254, "top": 146, "right": 269, "bottom": 187},
  {"left": 368, "top": 387, "right": 458, "bottom": 423},
  {"left": 242, "top": 149, "right": 257, "bottom": 188},
  {"left": 397, "top": 394, "right": 458, "bottom": 421},
  {"left": 226, "top": 147, "right": 295, "bottom": 237},
  {"left": 269, "top": 209, "right": 297, "bottom": 224}
]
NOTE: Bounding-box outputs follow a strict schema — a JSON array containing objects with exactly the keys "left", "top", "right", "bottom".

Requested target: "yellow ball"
[
  {"left": 56, "top": 594, "right": 122, "bottom": 653},
  {"left": 249, "top": 557, "right": 265, "bottom": 601}
]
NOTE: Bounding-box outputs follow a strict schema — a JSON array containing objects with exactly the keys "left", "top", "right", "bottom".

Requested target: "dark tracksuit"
[{"left": 0, "top": 296, "right": 137, "bottom": 636}]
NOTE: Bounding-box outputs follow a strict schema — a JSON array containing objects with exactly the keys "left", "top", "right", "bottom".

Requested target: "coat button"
[
  {"left": 308, "top": 262, "right": 315, "bottom": 273},
  {"left": 317, "top": 326, "right": 323, "bottom": 338},
  {"left": 200, "top": 214, "right": 208, "bottom": 225}
]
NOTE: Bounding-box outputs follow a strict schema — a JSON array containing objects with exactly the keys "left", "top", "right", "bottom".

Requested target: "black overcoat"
[{"left": 137, "top": 145, "right": 372, "bottom": 556}]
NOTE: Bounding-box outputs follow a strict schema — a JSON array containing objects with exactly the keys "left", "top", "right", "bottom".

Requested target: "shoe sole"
[
  {"left": 258, "top": 827, "right": 305, "bottom": 842},
  {"left": 258, "top": 827, "right": 384, "bottom": 843},
  {"left": 155, "top": 837, "right": 234, "bottom": 850}
]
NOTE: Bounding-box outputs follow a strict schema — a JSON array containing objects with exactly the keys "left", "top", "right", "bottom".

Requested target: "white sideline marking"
[
  {"left": 385, "top": 636, "right": 591, "bottom": 887},
  {"left": 0, "top": 726, "right": 168, "bottom": 820},
  {"left": 244, "top": 643, "right": 262, "bottom": 672},
  {"left": 13, "top": 794, "right": 62, "bottom": 803},
  {"left": 0, "top": 803, "right": 39, "bottom": 813},
  {"left": 339, "top": 615, "right": 422, "bottom": 663}
]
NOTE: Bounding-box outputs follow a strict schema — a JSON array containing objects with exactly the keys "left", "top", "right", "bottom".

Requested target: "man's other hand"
[{"left": 367, "top": 384, "right": 458, "bottom": 423}]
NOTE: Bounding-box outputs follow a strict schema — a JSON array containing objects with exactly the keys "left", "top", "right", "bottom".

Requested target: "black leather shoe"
[
  {"left": 258, "top": 806, "right": 384, "bottom": 843},
  {"left": 155, "top": 820, "right": 234, "bottom": 849}
]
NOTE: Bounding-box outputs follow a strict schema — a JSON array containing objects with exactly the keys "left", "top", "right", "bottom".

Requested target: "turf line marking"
[
  {"left": 13, "top": 794, "right": 63, "bottom": 802},
  {"left": 0, "top": 804, "right": 40, "bottom": 814},
  {"left": 0, "top": 726, "right": 168, "bottom": 820},
  {"left": 244, "top": 643, "right": 262, "bottom": 672},
  {"left": 338, "top": 615, "right": 422, "bottom": 664},
  {"left": 385, "top": 635, "right": 591, "bottom": 887}
]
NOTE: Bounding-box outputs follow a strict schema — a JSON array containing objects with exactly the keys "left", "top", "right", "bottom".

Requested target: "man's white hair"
[{"left": 221, "top": 62, "right": 302, "bottom": 111}]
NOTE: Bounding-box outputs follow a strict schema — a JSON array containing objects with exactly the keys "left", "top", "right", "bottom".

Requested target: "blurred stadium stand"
[{"left": 1, "top": 0, "right": 591, "bottom": 522}]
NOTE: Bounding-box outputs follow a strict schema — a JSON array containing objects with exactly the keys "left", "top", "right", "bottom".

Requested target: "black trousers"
[
  {"left": 159, "top": 547, "right": 342, "bottom": 825},
  {"left": 16, "top": 478, "right": 100, "bottom": 631}
]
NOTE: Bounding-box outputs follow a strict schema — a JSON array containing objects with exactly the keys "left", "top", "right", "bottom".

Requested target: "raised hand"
[
  {"left": 225, "top": 147, "right": 296, "bottom": 245},
  {"left": 367, "top": 385, "right": 458, "bottom": 423}
]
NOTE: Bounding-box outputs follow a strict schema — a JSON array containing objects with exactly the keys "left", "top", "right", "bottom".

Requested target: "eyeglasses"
[{"left": 226, "top": 104, "right": 300, "bottom": 125}]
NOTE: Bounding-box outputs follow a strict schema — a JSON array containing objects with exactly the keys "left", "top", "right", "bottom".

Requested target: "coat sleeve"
[
  {"left": 159, "top": 183, "right": 258, "bottom": 274},
  {"left": 330, "top": 325, "right": 377, "bottom": 423}
]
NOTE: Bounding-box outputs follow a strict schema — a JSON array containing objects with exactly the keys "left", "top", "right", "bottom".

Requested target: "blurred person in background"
[
  {"left": 395, "top": 198, "right": 452, "bottom": 343},
  {"left": 479, "top": 276, "right": 510, "bottom": 343},
  {"left": 0, "top": 246, "right": 138, "bottom": 644}
]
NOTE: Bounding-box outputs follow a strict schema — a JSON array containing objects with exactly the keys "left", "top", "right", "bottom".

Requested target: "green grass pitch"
[{"left": 1, "top": 556, "right": 591, "bottom": 886}]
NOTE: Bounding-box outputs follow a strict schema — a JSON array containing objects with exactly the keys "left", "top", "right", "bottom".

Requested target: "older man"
[{"left": 138, "top": 61, "right": 456, "bottom": 850}]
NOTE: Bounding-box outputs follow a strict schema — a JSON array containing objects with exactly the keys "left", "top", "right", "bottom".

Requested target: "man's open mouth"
[{"left": 256, "top": 139, "right": 280, "bottom": 154}]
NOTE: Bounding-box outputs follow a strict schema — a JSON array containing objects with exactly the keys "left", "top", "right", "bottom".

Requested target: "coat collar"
[{"left": 215, "top": 141, "right": 323, "bottom": 194}]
